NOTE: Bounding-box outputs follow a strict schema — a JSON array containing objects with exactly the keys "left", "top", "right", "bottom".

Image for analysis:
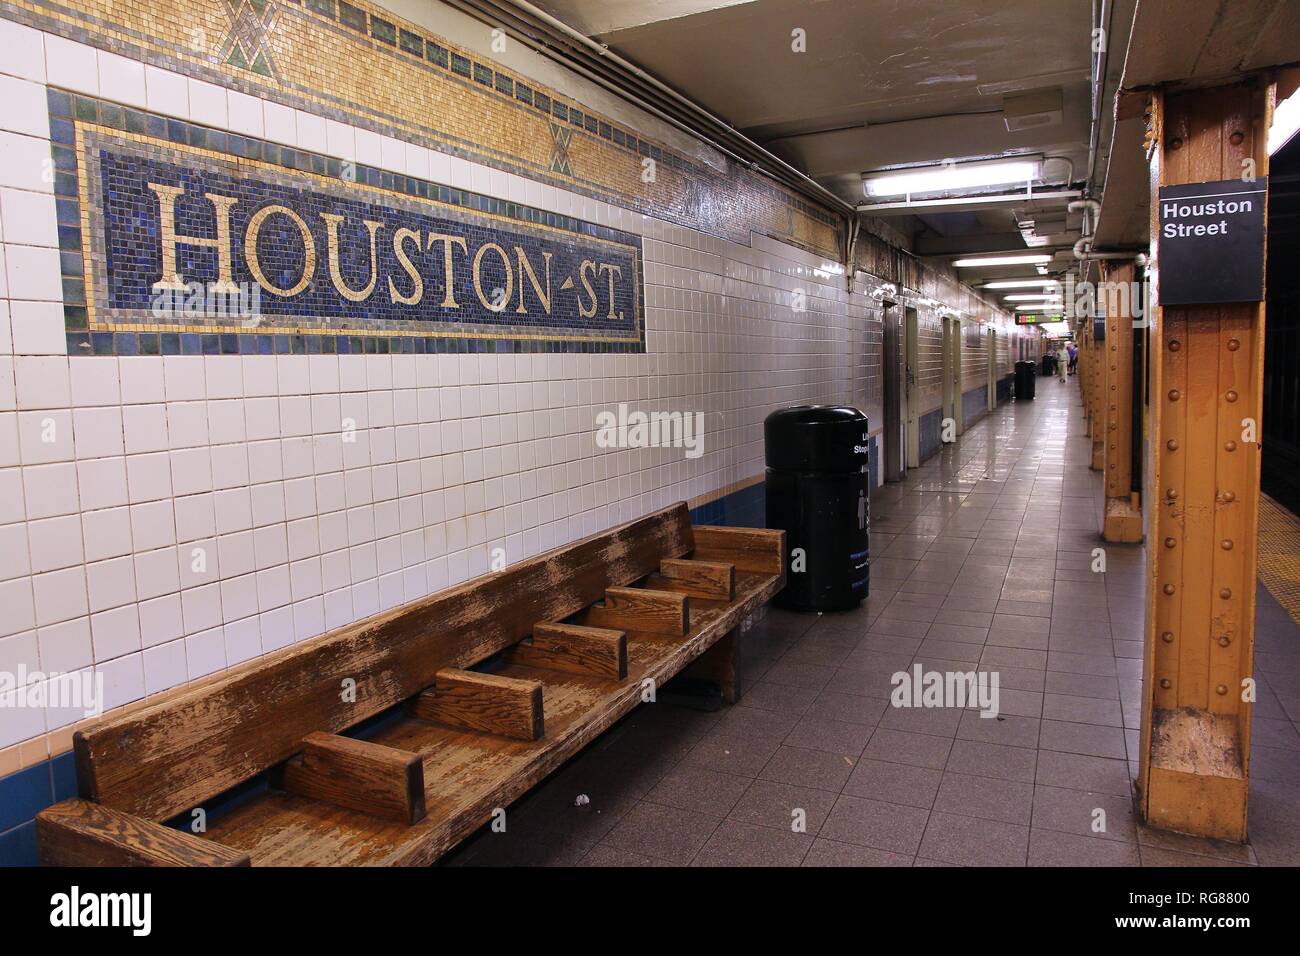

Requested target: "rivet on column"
[
  {"left": 1220, "top": 588, "right": 1232, "bottom": 599},
  {"left": 1160, "top": 678, "right": 1172, "bottom": 689},
  {"left": 1167, "top": 488, "right": 1179, "bottom": 499},
  {"left": 1167, "top": 439, "right": 1179, "bottom": 451},
  {"left": 1230, "top": 131, "right": 1245, "bottom": 146},
  {"left": 1219, "top": 635, "right": 1232, "bottom": 647},
  {"left": 1168, "top": 389, "right": 1180, "bottom": 401},
  {"left": 1226, "top": 390, "right": 1238, "bottom": 402},
  {"left": 1227, "top": 338, "right": 1240, "bottom": 351},
  {"left": 1163, "top": 583, "right": 1176, "bottom": 595},
  {"left": 1223, "top": 490, "right": 1236, "bottom": 502},
  {"left": 1224, "top": 440, "right": 1237, "bottom": 452},
  {"left": 1161, "top": 631, "right": 1174, "bottom": 643},
  {"left": 1169, "top": 340, "right": 1181, "bottom": 352},
  {"left": 1164, "top": 537, "right": 1177, "bottom": 548},
  {"left": 1216, "top": 684, "right": 1229, "bottom": 695},
  {"left": 1222, "top": 539, "right": 1233, "bottom": 550}
]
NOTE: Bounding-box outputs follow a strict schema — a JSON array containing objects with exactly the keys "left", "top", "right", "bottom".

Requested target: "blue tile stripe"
[
  {"left": 689, "top": 480, "right": 766, "bottom": 528},
  {"left": 919, "top": 408, "right": 944, "bottom": 462},
  {"left": 962, "top": 384, "right": 989, "bottom": 426},
  {"left": 0, "top": 752, "right": 77, "bottom": 867}
]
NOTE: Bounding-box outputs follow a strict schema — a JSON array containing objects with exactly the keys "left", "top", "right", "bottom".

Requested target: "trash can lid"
[{"left": 764, "top": 405, "right": 870, "bottom": 472}]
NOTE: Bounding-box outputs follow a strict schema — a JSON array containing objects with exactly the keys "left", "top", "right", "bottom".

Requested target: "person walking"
[
  {"left": 1058, "top": 346, "right": 1067, "bottom": 383},
  {"left": 1067, "top": 342, "right": 1079, "bottom": 376}
]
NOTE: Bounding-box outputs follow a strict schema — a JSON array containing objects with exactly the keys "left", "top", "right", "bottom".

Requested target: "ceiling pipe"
[
  {"left": 449, "top": 0, "right": 856, "bottom": 218},
  {"left": 1068, "top": 198, "right": 1139, "bottom": 261},
  {"left": 437, "top": 0, "right": 751, "bottom": 162},
  {"left": 1070, "top": 198, "right": 1101, "bottom": 236},
  {"left": 1085, "top": 0, "right": 1114, "bottom": 193},
  {"left": 1072, "top": 236, "right": 1142, "bottom": 260}
]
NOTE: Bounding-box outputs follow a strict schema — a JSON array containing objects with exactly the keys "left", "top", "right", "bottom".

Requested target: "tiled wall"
[{"left": 0, "top": 0, "right": 1032, "bottom": 863}]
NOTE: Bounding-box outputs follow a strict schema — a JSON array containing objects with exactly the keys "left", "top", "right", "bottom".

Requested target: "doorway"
[
  {"left": 904, "top": 307, "right": 920, "bottom": 469},
  {"left": 883, "top": 303, "right": 904, "bottom": 481}
]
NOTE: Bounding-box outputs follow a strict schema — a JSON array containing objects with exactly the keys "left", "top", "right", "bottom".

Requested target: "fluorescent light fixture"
[
  {"left": 953, "top": 254, "right": 1052, "bottom": 268},
  {"left": 1016, "top": 303, "right": 1062, "bottom": 311},
  {"left": 1004, "top": 292, "right": 1064, "bottom": 301},
  {"left": 863, "top": 157, "right": 1041, "bottom": 198},
  {"left": 1039, "top": 321, "right": 1071, "bottom": 336},
  {"left": 982, "top": 278, "right": 1060, "bottom": 289},
  {"left": 1270, "top": 88, "right": 1300, "bottom": 155}
]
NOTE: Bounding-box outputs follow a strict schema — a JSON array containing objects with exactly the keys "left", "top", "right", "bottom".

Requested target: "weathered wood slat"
[
  {"left": 37, "top": 799, "right": 250, "bottom": 867},
  {"left": 279, "top": 732, "right": 426, "bottom": 825},
  {"left": 72, "top": 503, "right": 694, "bottom": 822},
  {"left": 584, "top": 586, "right": 689, "bottom": 635},
  {"left": 410, "top": 668, "right": 544, "bottom": 741},
  {"left": 654, "top": 558, "right": 735, "bottom": 599},
  {"left": 505, "top": 622, "right": 628, "bottom": 679},
  {"left": 691, "top": 525, "right": 784, "bottom": 575},
  {"left": 682, "top": 627, "right": 742, "bottom": 704}
]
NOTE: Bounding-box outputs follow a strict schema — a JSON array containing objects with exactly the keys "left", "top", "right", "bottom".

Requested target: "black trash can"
[
  {"left": 764, "top": 405, "right": 870, "bottom": 611},
  {"left": 1015, "top": 360, "right": 1037, "bottom": 400}
]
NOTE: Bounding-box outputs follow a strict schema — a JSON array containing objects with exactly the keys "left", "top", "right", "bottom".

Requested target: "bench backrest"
[{"left": 74, "top": 504, "right": 695, "bottom": 821}]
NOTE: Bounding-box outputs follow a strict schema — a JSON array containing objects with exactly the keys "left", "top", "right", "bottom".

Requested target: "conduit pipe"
[
  {"left": 450, "top": 0, "right": 856, "bottom": 219},
  {"left": 1069, "top": 199, "right": 1139, "bottom": 261}
]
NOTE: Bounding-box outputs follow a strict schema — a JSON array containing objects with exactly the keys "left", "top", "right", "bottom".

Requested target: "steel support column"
[
  {"left": 1138, "top": 80, "right": 1273, "bottom": 842},
  {"left": 1083, "top": 316, "right": 1106, "bottom": 470},
  {"left": 1102, "top": 260, "right": 1144, "bottom": 541}
]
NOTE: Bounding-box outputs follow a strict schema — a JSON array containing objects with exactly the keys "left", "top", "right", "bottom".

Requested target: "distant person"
[
  {"left": 1067, "top": 342, "right": 1079, "bottom": 375},
  {"left": 1058, "top": 347, "right": 1067, "bottom": 383}
]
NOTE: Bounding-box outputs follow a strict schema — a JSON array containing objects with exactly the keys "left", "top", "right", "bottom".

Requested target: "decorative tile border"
[
  {"left": 246, "top": 0, "right": 836, "bottom": 229},
  {"left": 1, "top": 0, "right": 841, "bottom": 258},
  {"left": 52, "top": 90, "right": 646, "bottom": 355}
]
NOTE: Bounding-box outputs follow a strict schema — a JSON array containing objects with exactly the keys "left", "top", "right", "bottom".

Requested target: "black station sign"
[{"left": 1157, "top": 178, "right": 1266, "bottom": 306}]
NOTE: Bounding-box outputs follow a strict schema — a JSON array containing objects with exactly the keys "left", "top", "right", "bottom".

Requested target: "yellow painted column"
[
  {"left": 1138, "top": 79, "right": 1272, "bottom": 842},
  {"left": 1087, "top": 313, "right": 1106, "bottom": 470},
  {"left": 1102, "top": 260, "right": 1143, "bottom": 541}
]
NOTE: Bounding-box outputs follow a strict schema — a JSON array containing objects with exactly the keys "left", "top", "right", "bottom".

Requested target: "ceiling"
[{"left": 536, "top": 0, "right": 1128, "bottom": 285}]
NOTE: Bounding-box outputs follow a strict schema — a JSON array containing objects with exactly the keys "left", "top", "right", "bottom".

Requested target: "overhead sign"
[
  {"left": 1157, "top": 178, "right": 1266, "bottom": 306},
  {"left": 1015, "top": 313, "right": 1059, "bottom": 325}
]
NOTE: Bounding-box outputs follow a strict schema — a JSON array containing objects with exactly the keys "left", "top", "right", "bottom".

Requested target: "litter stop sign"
[{"left": 1158, "top": 178, "right": 1267, "bottom": 306}]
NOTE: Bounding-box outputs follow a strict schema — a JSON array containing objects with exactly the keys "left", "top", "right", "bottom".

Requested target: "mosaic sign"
[{"left": 68, "top": 116, "right": 644, "bottom": 354}]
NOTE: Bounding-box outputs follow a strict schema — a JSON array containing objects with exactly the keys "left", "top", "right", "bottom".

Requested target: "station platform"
[{"left": 445, "top": 378, "right": 1300, "bottom": 867}]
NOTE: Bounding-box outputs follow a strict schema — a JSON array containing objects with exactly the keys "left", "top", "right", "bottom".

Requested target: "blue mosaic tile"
[{"left": 339, "top": 1, "right": 366, "bottom": 32}]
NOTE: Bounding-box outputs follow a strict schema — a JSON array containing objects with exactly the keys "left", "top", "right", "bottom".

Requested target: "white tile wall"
[{"left": 0, "top": 25, "right": 976, "bottom": 754}]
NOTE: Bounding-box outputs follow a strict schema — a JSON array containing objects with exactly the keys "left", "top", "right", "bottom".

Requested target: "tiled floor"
[{"left": 445, "top": 377, "right": 1300, "bottom": 867}]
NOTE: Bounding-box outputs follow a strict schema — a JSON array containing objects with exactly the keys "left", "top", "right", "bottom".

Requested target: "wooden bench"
[{"left": 36, "top": 503, "right": 784, "bottom": 866}]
